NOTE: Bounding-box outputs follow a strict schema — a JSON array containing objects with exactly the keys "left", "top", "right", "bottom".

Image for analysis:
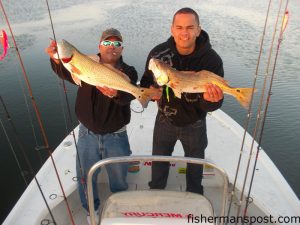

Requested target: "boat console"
[{"left": 87, "top": 156, "right": 229, "bottom": 225}]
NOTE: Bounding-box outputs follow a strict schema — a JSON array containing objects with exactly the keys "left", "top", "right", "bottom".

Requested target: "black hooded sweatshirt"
[
  {"left": 50, "top": 54, "right": 138, "bottom": 134},
  {"left": 140, "top": 30, "right": 224, "bottom": 126}
]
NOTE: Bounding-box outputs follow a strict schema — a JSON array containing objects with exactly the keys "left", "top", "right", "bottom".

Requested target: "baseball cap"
[{"left": 100, "top": 28, "right": 123, "bottom": 42}]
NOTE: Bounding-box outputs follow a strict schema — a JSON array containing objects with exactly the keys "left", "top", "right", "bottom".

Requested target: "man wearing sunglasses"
[
  {"left": 46, "top": 28, "right": 137, "bottom": 225},
  {"left": 141, "top": 8, "right": 224, "bottom": 195}
]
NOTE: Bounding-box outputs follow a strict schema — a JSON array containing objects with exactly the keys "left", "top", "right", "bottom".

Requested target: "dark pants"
[{"left": 149, "top": 113, "right": 208, "bottom": 194}]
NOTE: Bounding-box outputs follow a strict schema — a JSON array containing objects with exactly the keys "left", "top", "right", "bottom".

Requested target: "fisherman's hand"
[
  {"left": 45, "top": 40, "right": 59, "bottom": 64},
  {"left": 96, "top": 86, "right": 118, "bottom": 98},
  {"left": 150, "top": 85, "right": 162, "bottom": 101},
  {"left": 203, "top": 83, "right": 223, "bottom": 102}
]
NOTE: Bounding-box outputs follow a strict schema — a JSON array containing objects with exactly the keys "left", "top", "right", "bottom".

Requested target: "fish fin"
[
  {"left": 71, "top": 73, "right": 82, "bottom": 86},
  {"left": 168, "top": 82, "right": 181, "bottom": 98},
  {"left": 134, "top": 87, "right": 162, "bottom": 108},
  {"left": 233, "top": 87, "right": 257, "bottom": 109},
  {"left": 197, "top": 70, "right": 230, "bottom": 85},
  {"left": 70, "top": 64, "right": 82, "bottom": 75},
  {"left": 180, "top": 71, "right": 197, "bottom": 76},
  {"left": 103, "top": 63, "right": 130, "bottom": 82},
  {"left": 173, "top": 89, "right": 182, "bottom": 99},
  {"left": 103, "top": 63, "right": 120, "bottom": 74},
  {"left": 103, "top": 63, "right": 118, "bottom": 72},
  {"left": 169, "top": 82, "right": 176, "bottom": 89}
]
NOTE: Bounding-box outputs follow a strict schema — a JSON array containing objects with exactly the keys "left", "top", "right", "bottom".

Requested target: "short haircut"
[{"left": 172, "top": 7, "right": 200, "bottom": 25}]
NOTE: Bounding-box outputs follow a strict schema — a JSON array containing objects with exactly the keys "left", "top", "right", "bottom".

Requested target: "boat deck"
[{"left": 3, "top": 101, "right": 300, "bottom": 225}]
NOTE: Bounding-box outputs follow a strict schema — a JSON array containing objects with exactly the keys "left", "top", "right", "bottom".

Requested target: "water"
[{"left": 0, "top": 0, "right": 299, "bottom": 222}]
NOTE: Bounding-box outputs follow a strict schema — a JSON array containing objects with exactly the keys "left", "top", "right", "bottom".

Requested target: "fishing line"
[
  {"left": 0, "top": 101, "right": 28, "bottom": 186},
  {"left": 55, "top": 77, "right": 71, "bottom": 135},
  {"left": 226, "top": 0, "right": 273, "bottom": 220},
  {"left": 228, "top": 0, "right": 288, "bottom": 221},
  {"left": 130, "top": 83, "right": 145, "bottom": 113},
  {"left": 130, "top": 99, "right": 145, "bottom": 113},
  {"left": 14, "top": 54, "right": 45, "bottom": 165},
  {"left": 0, "top": 95, "right": 57, "bottom": 225},
  {"left": 242, "top": 0, "right": 290, "bottom": 219},
  {"left": 45, "top": 0, "right": 78, "bottom": 224},
  {"left": 45, "top": 3, "right": 72, "bottom": 136},
  {"left": 45, "top": 0, "right": 80, "bottom": 158},
  {"left": 45, "top": 1, "right": 89, "bottom": 224},
  {"left": 0, "top": 0, "right": 49, "bottom": 151},
  {"left": 0, "top": 118, "right": 27, "bottom": 184},
  {"left": 0, "top": 1, "right": 74, "bottom": 224},
  {"left": 1, "top": 8, "right": 44, "bottom": 164},
  {"left": 130, "top": 106, "right": 144, "bottom": 113},
  {"left": 235, "top": 0, "right": 285, "bottom": 219}
]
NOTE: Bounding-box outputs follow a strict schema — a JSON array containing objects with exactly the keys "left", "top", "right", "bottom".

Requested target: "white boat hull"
[{"left": 3, "top": 101, "right": 300, "bottom": 225}]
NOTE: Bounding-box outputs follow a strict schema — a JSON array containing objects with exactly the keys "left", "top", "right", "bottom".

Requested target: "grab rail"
[{"left": 87, "top": 155, "right": 229, "bottom": 225}]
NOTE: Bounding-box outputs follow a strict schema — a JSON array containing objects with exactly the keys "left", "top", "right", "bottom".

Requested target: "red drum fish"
[
  {"left": 55, "top": 40, "right": 160, "bottom": 108},
  {"left": 149, "top": 58, "right": 256, "bottom": 109}
]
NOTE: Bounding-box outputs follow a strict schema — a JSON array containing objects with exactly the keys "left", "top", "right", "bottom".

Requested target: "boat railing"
[{"left": 87, "top": 155, "right": 229, "bottom": 225}]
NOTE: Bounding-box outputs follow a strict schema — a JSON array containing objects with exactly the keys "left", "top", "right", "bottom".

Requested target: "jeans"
[
  {"left": 149, "top": 113, "right": 207, "bottom": 194},
  {"left": 76, "top": 123, "right": 131, "bottom": 211}
]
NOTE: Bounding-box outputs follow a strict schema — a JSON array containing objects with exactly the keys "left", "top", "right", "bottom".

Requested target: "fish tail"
[
  {"left": 231, "top": 87, "right": 257, "bottom": 109},
  {"left": 134, "top": 87, "right": 161, "bottom": 108}
]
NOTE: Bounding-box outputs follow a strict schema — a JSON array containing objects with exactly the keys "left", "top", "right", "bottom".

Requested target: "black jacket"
[
  {"left": 140, "top": 30, "right": 224, "bottom": 126},
  {"left": 50, "top": 54, "right": 138, "bottom": 134}
]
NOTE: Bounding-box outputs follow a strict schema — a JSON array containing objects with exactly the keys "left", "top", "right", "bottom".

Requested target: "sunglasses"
[{"left": 100, "top": 40, "right": 123, "bottom": 47}]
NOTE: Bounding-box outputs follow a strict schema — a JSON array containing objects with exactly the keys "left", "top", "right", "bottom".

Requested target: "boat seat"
[{"left": 100, "top": 190, "right": 214, "bottom": 225}]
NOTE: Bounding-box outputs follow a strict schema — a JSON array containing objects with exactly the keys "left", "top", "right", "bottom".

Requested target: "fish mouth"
[
  {"left": 56, "top": 39, "right": 76, "bottom": 62},
  {"left": 148, "top": 58, "right": 157, "bottom": 72},
  {"left": 149, "top": 59, "right": 161, "bottom": 79},
  {"left": 156, "top": 76, "right": 169, "bottom": 86},
  {"left": 148, "top": 59, "right": 169, "bottom": 86}
]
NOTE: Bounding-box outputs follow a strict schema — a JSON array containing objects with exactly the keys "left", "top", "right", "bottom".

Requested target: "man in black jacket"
[
  {"left": 46, "top": 28, "right": 137, "bottom": 224},
  {"left": 140, "top": 8, "right": 224, "bottom": 195}
]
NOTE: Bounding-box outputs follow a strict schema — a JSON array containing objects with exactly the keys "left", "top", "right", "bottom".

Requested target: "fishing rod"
[
  {"left": 45, "top": 0, "right": 81, "bottom": 159},
  {"left": 234, "top": 0, "right": 287, "bottom": 221},
  {"left": 0, "top": 118, "right": 28, "bottom": 184},
  {"left": 44, "top": 1, "right": 90, "bottom": 224},
  {"left": 45, "top": 1, "right": 74, "bottom": 136},
  {"left": 243, "top": 0, "right": 289, "bottom": 219},
  {"left": 0, "top": 1, "right": 75, "bottom": 224},
  {"left": 0, "top": 95, "right": 57, "bottom": 224},
  {"left": 15, "top": 59, "right": 45, "bottom": 165},
  {"left": 0, "top": 97, "right": 28, "bottom": 186},
  {"left": 0, "top": 1, "right": 50, "bottom": 149},
  {"left": 226, "top": 0, "right": 273, "bottom": 221}
]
